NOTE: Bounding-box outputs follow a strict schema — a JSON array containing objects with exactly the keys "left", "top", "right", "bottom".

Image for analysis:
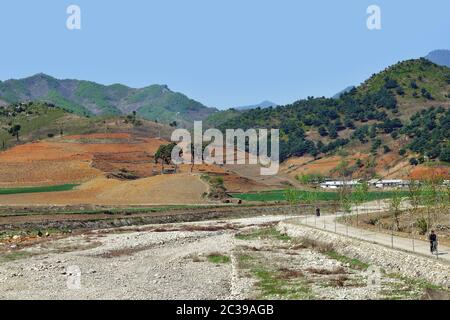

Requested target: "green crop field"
[
  {"left": 231, "top": 190, "right": 409, "bottom": 202},
  {"left": 0, "top": 184, "right": 79, "bottom": 195}
]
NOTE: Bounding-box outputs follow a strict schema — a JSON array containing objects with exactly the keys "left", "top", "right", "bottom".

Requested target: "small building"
[
  {"left": 320, "top": 180, "right": 360, "bottom": 189},
  {"left": 369, "top": 179, "right": 409, "bottom": 189}
]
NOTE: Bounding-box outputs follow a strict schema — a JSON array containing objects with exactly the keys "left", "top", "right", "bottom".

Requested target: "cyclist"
[{"left": 429, "top": 230, "right": 438, "bottom": 254}]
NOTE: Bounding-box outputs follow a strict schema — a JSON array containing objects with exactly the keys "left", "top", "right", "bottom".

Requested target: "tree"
[
  {"left": 440, "top": 146, "right": 450, "bottom": 163},
  {"left": 420, "top": 180, "right": 439, "bottom": 233},
  {"left": 328, "top": 127, "right": 338, "bottom": 139},
  {"left": 8, "top": 124, "right": 21, "bottom": 141},
  {"left": 409, "top": 158, "right": 419, "bottom": 166},
  {"left": 338, "top": 185, "right": 353, "bottom": 228},
  {"left": 388, "top": 188, "right": 403, "bottom": 231},
  {"left": 154, "top": 143, "right": 177, "bottom": 172},
  {"left": 318, "top": 126, "right": 328, "bottom": 137},
  {"left": 352, "top": 182, "right": 369, "bottom": 227}
]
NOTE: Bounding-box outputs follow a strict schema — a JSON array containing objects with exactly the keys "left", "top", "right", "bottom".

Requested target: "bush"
[
  {"left": 409, "top": 158, "right": 419, "bottom": 166},
  {"left": 416, "top": 218, "right": 428, "bottom": 235}
]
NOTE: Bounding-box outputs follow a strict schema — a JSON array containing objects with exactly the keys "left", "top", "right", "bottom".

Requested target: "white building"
[
  {"left": 369, "top": 179, "right": 409, "bottom": 189},
  {"left": 320, "top": 180, "right": 360, "bottom": 189}
]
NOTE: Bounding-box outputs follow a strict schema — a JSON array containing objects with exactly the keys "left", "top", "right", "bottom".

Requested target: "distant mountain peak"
[
  {"left": 425, "top": 49, "right": 450, "bottom": 68},
  {"left": 235, "top": 100, "right": 278, "bottom": 111}
]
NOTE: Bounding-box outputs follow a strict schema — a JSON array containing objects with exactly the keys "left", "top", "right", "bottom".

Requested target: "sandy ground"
[{"left": 0, "top": 174, "right": 211, "bottom": 206}]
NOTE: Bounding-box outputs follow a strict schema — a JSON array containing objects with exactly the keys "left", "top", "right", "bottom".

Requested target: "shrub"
[{"left": 416, "top": 218, "right": 428, "bottom": 235}]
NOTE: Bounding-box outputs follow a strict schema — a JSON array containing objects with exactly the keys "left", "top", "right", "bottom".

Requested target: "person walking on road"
[{"left": 429, "top": 230, "right": 438, "bottom": 254}]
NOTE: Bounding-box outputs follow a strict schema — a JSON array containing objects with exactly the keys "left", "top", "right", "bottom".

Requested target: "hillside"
[
  {"left": 0, "top": 74, "right": 217, "bottom": 124},
  {"left": 214, "top": 59, "right": 450, "bottom": 178},
  {"left": 0, "top": 101, "right": 174, "bottom": 150}
]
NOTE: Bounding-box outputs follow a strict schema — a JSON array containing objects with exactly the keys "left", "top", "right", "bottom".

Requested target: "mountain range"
[
  {"left": 0, "top": 73, "right": 217, "bottom": 124},
  {"left": 1, "top": 56, "right": 449, "bottom": 179}
]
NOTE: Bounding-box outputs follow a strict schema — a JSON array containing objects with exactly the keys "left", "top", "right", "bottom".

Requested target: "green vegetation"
[
  {"left": 382, "top": 273, "right": 448, "bottom": 300},
  {"left": 252, "top": 267, "right": 314, "bottom": 300},
  {"left": 0, "top": 102, "right": 68, "bottom": 145},
  {"left": 231, "top": 190, "right": 409, "bottom": 202},
  {"left": 0, "top": 74, "right": 215, "bottom": 124},
  {"left": 43, "top": 90, "right": 92, "bottom": 116},
  {"left": 323, "top": 251, "right": 369, "bottom": 270},
  {"left": 211, "top": 59, "right": 450, "bottom": 163},
  {"left": 402, "top": 106, "right": 450, "bottom": 163},
  {"left": 296, "top": 173, "right": 326, "bottom": 185},
  {"left": 207, "top": 253, "right": 231, "bottom": 264},
  {"left": 0, "top": 204, "right": 237, "bottom": 218},
  {"left": 0, "top": 184, "right": 79, "bottom": 195}
]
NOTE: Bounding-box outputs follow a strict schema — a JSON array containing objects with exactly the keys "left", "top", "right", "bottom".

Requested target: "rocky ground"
[{"left": 0, "top": 215, "right": 447, "bottom": 300}]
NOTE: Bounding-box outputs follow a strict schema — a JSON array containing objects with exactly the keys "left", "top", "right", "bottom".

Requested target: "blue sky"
[{"left": 0, "top": 0, "right": 449, "bottom": 109}]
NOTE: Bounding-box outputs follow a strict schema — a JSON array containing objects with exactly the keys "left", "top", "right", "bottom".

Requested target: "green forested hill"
[
  {"left": 0, "top": 74, "right": 217, "bottom": 124},
  {"left": 214, "top": 59, "right": 450, "bottom": 163}
]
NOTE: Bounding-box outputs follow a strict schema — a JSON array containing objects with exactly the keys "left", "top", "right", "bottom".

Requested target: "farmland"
[{"left": 231, "top": 190, "right": 409, "bottom": 202}]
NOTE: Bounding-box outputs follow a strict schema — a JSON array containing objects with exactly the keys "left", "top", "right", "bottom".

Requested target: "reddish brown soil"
[
  {"left": 0, "top": 134, "right": 167, "bottom": 187},
  {"left": 409, "top": 166, "right": 450, "bottom": 180}
]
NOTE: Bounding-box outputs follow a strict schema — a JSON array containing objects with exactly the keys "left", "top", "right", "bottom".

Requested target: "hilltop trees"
[
  {"left": 402, "top": 107, "right": 450, "bottom": 162},
  {"left": 213, "top": 59, "right": 450, "bottom": 166}
]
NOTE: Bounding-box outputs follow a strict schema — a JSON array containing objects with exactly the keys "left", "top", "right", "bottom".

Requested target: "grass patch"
[
  {"left": 324, "top": 250, "right": 369, "bottom": 271},
  {"left": 0, "top": 204, "right": 246, "bottom": 218},
  {"left": 231, "top": 190, "right": 409, "bottom": 202},
  {"left": 252, "top": 267, "right": 314, "bottom": 300},
  {"left": 387, "top": 273, "right": 445, "bottom": 291},
  {"left": 235, "top": 227, "right": 291, "bottom": 241},
  {"left": 0, "top": 184, "right": 79, "bottom": 195},
  {"left": 207, "top": 253, "right": 230, "bottom": 264}
]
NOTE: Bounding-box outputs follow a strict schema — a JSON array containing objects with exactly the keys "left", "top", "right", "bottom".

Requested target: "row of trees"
[{"left": 285, "top": 177, "right": 449, "bottom": 237}]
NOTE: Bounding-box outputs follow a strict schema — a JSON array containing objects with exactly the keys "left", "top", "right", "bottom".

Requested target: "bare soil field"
[
  {"left": 0, "top": 174, "right": 210, "bottom": 206},
  {"left": 0, "top": 133, "right": 166, "bottom": 187},
  {"left": 0, "top": 133, "right": 283, "bottom": 204}
]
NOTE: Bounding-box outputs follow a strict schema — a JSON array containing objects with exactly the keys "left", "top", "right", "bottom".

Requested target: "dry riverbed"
[{"left": 0, "top": 215, "right": 447, "bottom": 300}]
